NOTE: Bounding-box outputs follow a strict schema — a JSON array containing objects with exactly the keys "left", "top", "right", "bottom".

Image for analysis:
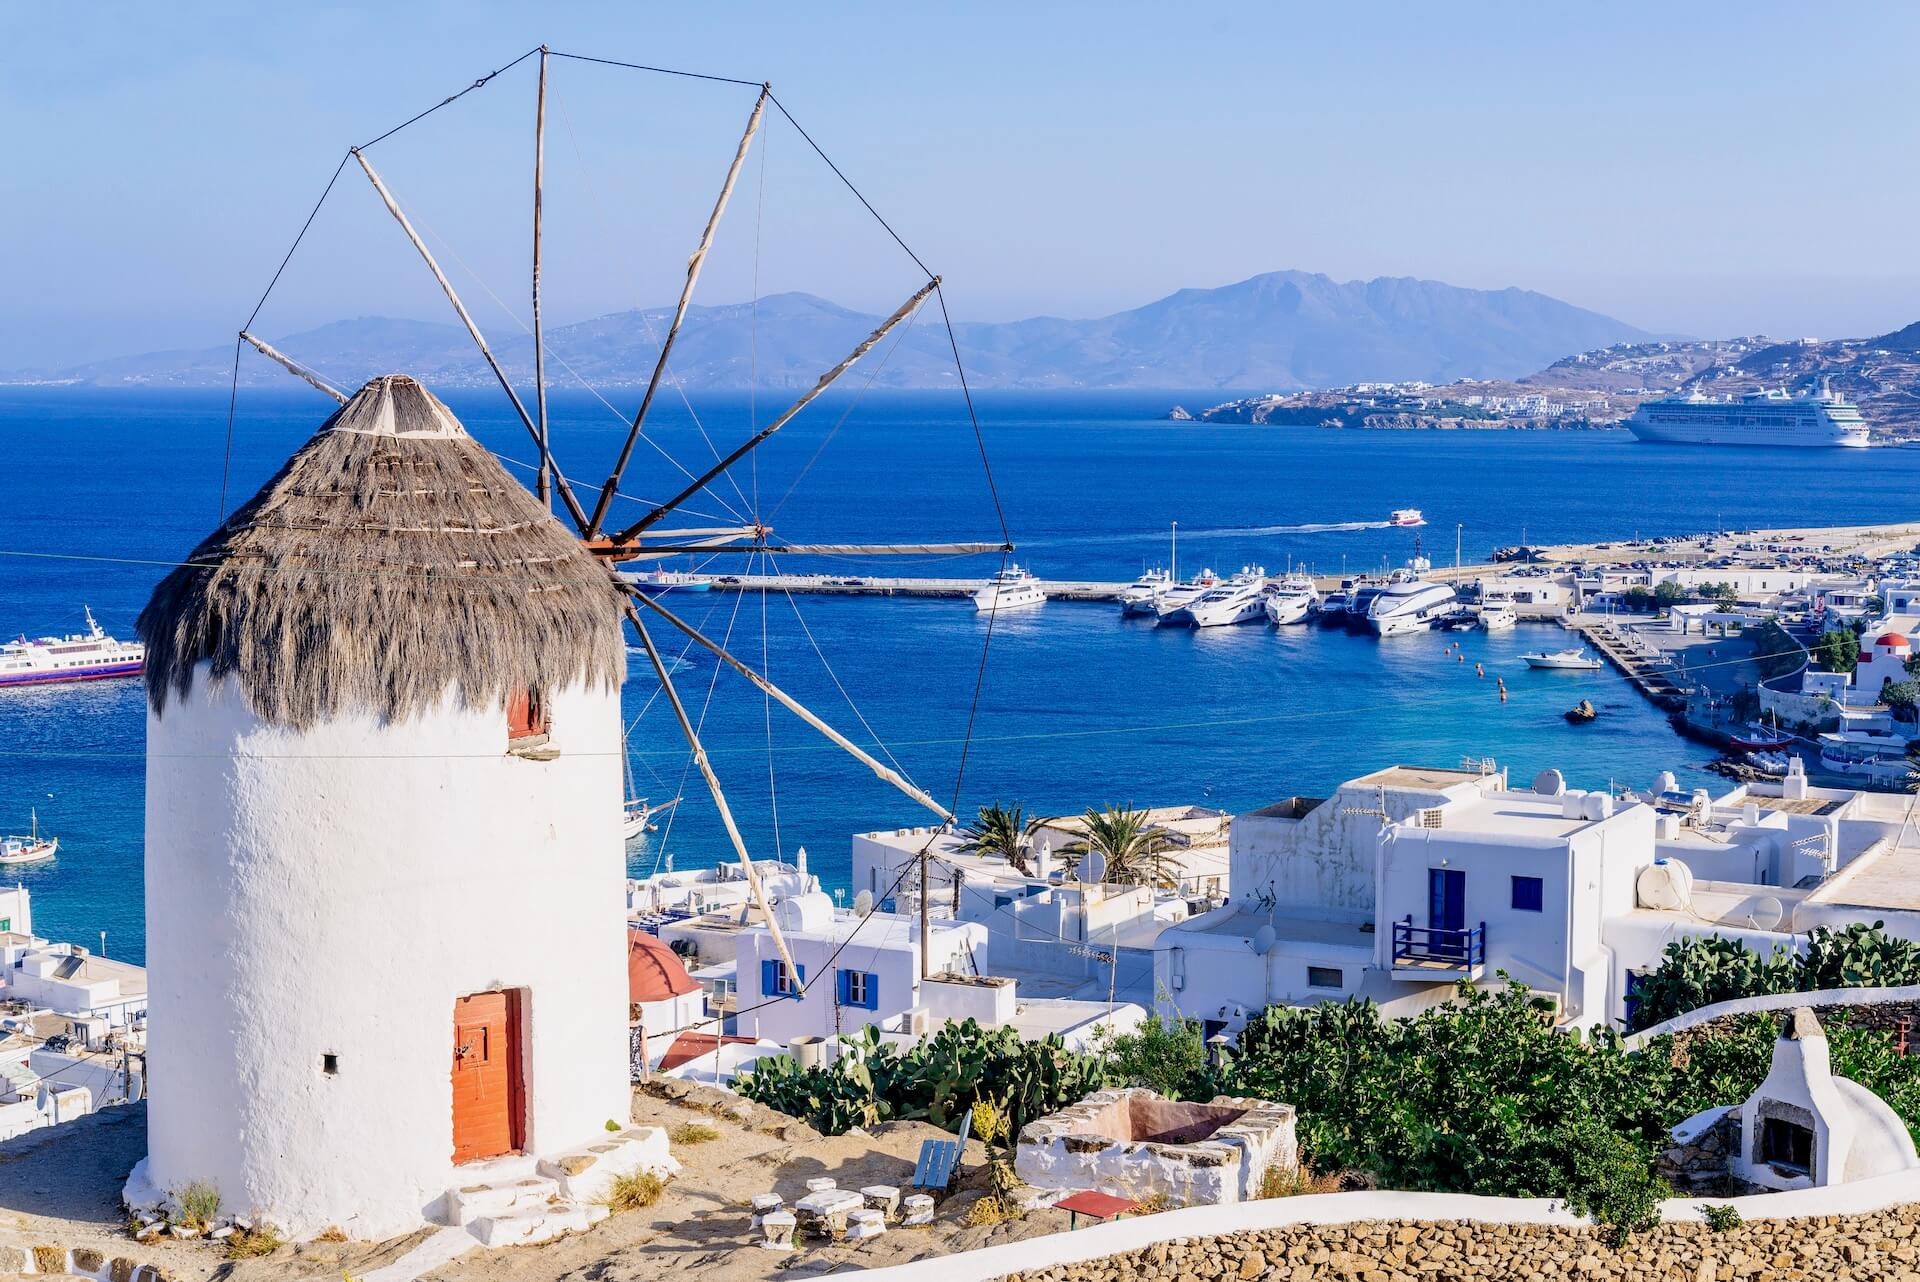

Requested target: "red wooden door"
[{"left": 452, "top": 991, "right": 523, "bottom": 1163}]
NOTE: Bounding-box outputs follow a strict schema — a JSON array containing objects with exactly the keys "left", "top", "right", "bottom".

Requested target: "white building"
[
  {"left": 6, "top": 946, "right": 147, "bottom": 1028},
  {"left": 128, "top": 375, "right": 641, "bottom": 1239},
  {"left": 1157, "top": 760, "right": 1920, "bottom": 1038}
]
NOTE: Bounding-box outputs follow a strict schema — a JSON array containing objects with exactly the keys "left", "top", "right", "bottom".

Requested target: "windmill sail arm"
[
  {"left": 626, "top": 584, "right": 954, "bottom": 823},
  {"left": 238, "top": 331, "right": 348, "bottom": 403},
  {"left": 589, "top": 86, "right": 771, "bottom": 536},
  {"left": 624, "top": 603, "right": 801, "bottom": 984},
  {"left": 611, "top": 277, "right": 940, "bottom": 546}
]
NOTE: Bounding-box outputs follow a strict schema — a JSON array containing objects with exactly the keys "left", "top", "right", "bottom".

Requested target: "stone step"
[
  {"left": 534, "top": 1127, "right": 677, "bottom": 1203},
  {"left": 467, "top": 1199, "right": 605, "bottom": 1249},
  {"left": 442, "top": 1175, "right": 563, "bottom": 1227}
]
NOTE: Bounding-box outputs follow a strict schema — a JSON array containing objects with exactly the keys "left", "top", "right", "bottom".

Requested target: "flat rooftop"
[
  {"left": 1353, "top": 765, "right": 1490, "bottom": 792},
  {"left": 1746, "top": 794, "right": 1851, "bottom": 818},
  {"left": 1412, "top": 791, "right": 1609, "bottom": 841},
  {"left": 1807, "top": 838, "right": 1920, "bottom": 913}
]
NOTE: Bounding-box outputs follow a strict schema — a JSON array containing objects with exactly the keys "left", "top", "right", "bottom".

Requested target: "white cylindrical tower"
[{"left": 129, "top": 376, "right": 631, "bottom": 1238}]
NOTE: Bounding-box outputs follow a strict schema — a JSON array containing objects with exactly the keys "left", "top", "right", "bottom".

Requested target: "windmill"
[{"left": 225, "top": 45, "right": 1012, "bottom": 992}]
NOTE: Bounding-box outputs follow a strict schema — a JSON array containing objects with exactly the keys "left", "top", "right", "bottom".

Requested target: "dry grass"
[
  {"left": 669, "top": 1122, "right": 721, "bottom": 1145},
  {"left": 1259, "top": 1163, "right": 1344, "bottom": 1199},
  {"left": 601, "top": 1170, "right": 665, "bottom": 1214},
  {"left": 314, "top": 1225, "right": 349, "bottom": 1243},
  {"left": 963, "top": 1195, "right": 1021, "bottom": 1227},
  {"left": 139, "top": 374, "right": 624, "bottom": 728},
  {"left": 224, "top": 1226, "right": 284, "bottom": 1259},
  {"left": 174, "top": 1181, "right": 221, "bottom": 1232},
  {"left": 1132, "top": 1193, "right": 1171, "bottom": 1215}
]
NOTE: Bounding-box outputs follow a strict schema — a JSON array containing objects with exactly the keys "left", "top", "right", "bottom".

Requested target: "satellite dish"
[
  {"left": 1749, "top": 896, "right": 1785, "bottom": 932},
  {"left": 852, "top": 889, "right": 874, "bottom": 918},
  {"left": 1252, "top": 924, "right": 1278, "bottom": 955},
  {"left": 1081, "top": 849, "right": 1107, "bottom": 884},
  {"left": 1532, "top": 768, "right": 1566, "bottom": 797}
]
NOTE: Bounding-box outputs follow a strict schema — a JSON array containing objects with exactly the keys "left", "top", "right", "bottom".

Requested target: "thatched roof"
[{"left": 140, "top": 374, "right": 625, "bottom": 727}]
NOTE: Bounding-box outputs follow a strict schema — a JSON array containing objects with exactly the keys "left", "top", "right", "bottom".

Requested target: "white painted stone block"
[
  {"left": 846, "top": 1209, "right": 887, "bottom": 1240},
  {"left": 759, "top": 1209, "right": 797, "bottom": 1250},
  {"left": 902, "top": 1193, "right": 935, "bottom": 1225}
]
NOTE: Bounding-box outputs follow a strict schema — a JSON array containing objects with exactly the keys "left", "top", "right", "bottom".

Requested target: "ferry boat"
[
  {"left": 621, "top": 568, "right": 714, "bottom": 594},
  {"left": 0, "top": 810, "right": 56, "bottom": 866},
  {"left": 1521, "top": 648, "right": 1604, "bottom": 671},
  {"left": 972, "top": 564, "right": 1047, "bottom": 613},
  {"left": 0, "top": 607, "right": 144, "bottom": 688},
  {"left": 1263, "top": 575, "right": 1319, "bottom": 625},
  {"left": 1625, "top": 380, "right": 1870, "bottom": 448},
  {"left": 1366, "top": 577, "right": 1459, "bottom": 637},
  {"left": 1388, "top": 509, "right": 1426, "bottom": 527},
  {"left": 1119, "top": 568, "right": 1172, "bottom": 616},
  {"left": 1162, "top": 566, "right": 1269, "bottom": 628}
]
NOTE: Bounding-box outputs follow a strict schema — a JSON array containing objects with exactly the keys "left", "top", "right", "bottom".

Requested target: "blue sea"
[{"left": 6, "top": 385, "right": 1920, "bottom": 964}]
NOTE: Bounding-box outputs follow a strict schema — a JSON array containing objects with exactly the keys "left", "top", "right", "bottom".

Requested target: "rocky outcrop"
[{"left": 1000, "top": 1206, "right": 1920, "bottom": 1282}]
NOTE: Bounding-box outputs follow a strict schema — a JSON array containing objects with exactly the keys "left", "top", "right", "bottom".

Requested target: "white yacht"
[
  {"left": 1521, "top": 648, "right": 1604, "bottom": 671},
  {"left": 972, "top": 564, "right": 1047, "bottom": 613},
  {"left": 1152, "top": 568, "right": 1221, "bottom": 620},
  {"left": 1119, "top": 568, "right": 1172, "bottom": 616},
  {"left": 1263, "top": 575, "right": 1319, "bottom": 625},
  {"left": 1162, "top": 566, "right": 1270, "bottom": 628},
  {"left": 1625, "top": 380, "right": 1870, "bottom": 448},
  {"left": 1476, "top": 604, "right": 1517, "bottom": 632},
  {"left": 1366, "top": 577, "right": 1458, "bottom": 637}
]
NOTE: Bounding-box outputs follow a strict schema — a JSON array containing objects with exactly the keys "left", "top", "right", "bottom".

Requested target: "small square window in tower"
[{"left": 507, "top": 686, "right": 551, "bottom": 748}]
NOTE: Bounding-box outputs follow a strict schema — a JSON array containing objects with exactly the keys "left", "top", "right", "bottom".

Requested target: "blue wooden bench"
[{"left": 911, "top": 1106, "right": 972, "bottom": 1192}]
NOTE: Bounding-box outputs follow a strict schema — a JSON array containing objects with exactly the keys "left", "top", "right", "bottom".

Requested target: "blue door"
[{"left": 1428, "top": 868, "right": 1465, "bottom": 956}]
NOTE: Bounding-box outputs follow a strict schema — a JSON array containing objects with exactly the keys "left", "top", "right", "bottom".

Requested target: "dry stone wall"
[{"left": 999, "top": 1205, "right": 1920, "bottom": 1282}]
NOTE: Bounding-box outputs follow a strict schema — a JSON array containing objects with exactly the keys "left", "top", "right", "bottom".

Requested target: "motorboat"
[
  {"left": 0, "top": 809, "right": 56, "bottom": 866},
  {"left": 972, "top": 564, "right": 1047, "bottom": 613},
  {"left": 1119, "top": 568, "right": 1172, "bottom": 616},
  {"left": 0, "top": 606, "right": 144, "bottom": 688},
  {"left": 1521, "top": 648, "right": 1604, "bottom": 671},
  {"left": 1477, "top": 605, "right": 1517, "bottom": 632},
  {"left": 1263, "top": 575, "right": 1319, "bottom": 625},
  {"left": 1163, "top": 566, "right": 1270, "bottom": 628},
  {"left": 1151, "top": 568, "right": 1221, "bottom": 619},
  {"left": 1366, "top": 577, "right": 1459, "bottom": 637},
  {"left": 1315, "top": 589, "right": 1352, "bottom": 627},
  {"left": 1389, "top": 508, "right": 1426, "bottom": 527},
  {"left": 1344, "top": 580, "right": 1389, "bottom": 631}
]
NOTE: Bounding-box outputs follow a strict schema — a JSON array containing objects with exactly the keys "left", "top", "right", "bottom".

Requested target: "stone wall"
[
  {"left": 1628, "top": 986, "right": 1920, "bottom": 1050},
  {"left": 1000, "top": 1205, "right": 1920, "bottom": 1282},
  {"left": 1015, "top": 1088, "right": 1296, "bottom": 1206},
  {"left": 1657, "top": 1105, "right": 1742, "bottom": 1194}
]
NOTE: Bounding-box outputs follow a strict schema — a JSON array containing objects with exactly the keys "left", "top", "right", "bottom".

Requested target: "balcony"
[{"left": 1391, "top": 914, "right": 1486, "bottom": 980}]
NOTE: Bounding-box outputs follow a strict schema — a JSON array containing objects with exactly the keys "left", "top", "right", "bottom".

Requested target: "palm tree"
[
  {"left": 956, "top": 802, "right": 1031, "bottom": 874},
  {"left": 1057, "top": 804, "right": 1180, "bottom": 889}
]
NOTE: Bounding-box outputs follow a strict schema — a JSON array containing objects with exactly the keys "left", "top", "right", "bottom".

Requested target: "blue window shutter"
[
  {"left": 863, "top": 972, "right": 879, "bottom": 1010},
  {"left": 761, "top": 959, "right": 778, "bottom": 996},
  {"left": 836, "top": 969, "right": 851, "bottom": 1004}
]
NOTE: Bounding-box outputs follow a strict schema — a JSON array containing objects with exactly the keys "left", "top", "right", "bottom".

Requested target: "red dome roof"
[
  {"left": 628, "top": 928, "right": 699, "bottom": 1004},
  {"left": 1875, "top": 632, "right": 1911, "bottom": 648}
]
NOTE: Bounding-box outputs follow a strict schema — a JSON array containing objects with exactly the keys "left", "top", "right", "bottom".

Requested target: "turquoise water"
[{"left": 5, "top": 386, "right": 1919, "bottom": 962}]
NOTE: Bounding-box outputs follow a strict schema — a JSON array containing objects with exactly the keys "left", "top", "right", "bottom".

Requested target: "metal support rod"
[
  {"left": 627, "top": 585, "right": 954, "bottom": 822},
  {"left": 612, "top": 277, "right": 940, "bottom": 545},
  {"left": 352, "top": 146, "right": 591, "bottom": 531},
  {"left": 238, "top": 331, "right": 348, "bottom": 403},
  {"left": 624, "top": 601, "right": 801, "bottom": 985},
  {"left": 532, "top": 47, "right": 552, "bottom": 512},
  {"left": 589, "top": 84, "right": 771, "bottom": 536},
  {"left": 920, "top": 845, "right": 930, "bottom": 981}
]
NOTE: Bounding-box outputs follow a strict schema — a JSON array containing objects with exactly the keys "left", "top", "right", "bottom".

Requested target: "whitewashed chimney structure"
[{"left": 127, "top": 375, "right": 636, "bottom": 1237}]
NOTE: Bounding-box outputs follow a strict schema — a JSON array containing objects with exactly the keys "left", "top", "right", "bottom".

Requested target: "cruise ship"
[
  {"left": 1625, "top": 380, "right": 1870, "bottom": 448},
  {"left": 0, "top": 607, "right": 145, "bottom": 688}
]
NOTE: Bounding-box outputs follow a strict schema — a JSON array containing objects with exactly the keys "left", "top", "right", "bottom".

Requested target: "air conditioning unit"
[
  {"left": 1418, "top": 808, "right": 1444, "bottom": 829},
  {"left": 905, "top": 1006, "right": 931, "bottom": 1036}
]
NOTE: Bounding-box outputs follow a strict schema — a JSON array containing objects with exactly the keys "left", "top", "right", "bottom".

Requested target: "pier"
[
  {"left": 696, "top": 574, "right": 1132, "bottom": 601},
  {"left": 1567, "top": 617, "right": 1689, "bottom": 709}
]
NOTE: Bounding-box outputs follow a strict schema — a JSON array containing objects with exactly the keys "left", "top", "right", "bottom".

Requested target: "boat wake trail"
[{"left": 1028, "top": 520, "right": 1391, "bottom": 547}]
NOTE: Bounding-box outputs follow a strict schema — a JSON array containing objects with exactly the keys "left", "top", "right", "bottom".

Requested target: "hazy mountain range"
[{"left": 8, "top": 271, "right": 1651, "bottom": 393}]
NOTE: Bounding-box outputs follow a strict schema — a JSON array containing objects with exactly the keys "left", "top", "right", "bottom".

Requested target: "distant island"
[
  {"left": 2, "top": 270, "right": 1648, "bottom": 394},
  {"left": 1172, "top": 323, "right": 1920, "bottom": 436}
]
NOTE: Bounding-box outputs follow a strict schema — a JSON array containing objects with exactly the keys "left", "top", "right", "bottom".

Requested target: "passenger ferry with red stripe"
[{"left": 0, "top": 607, "right": 145, "bottom": 687}]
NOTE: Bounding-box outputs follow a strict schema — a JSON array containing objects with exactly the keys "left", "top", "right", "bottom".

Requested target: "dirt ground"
[{"left": 1, "top": 1092, "right": 1078, "bottom": 1282}]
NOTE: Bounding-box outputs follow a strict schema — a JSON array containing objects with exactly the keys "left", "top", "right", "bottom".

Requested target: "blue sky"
[{"left": 6, "top": 2, "right": 1919, "bottom": 367}]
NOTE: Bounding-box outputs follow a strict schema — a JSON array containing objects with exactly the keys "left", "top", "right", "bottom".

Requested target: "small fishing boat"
[
  {"left": 1564, "top": 700, "right": 1598, "bottom": 724},
  {"left": 1729, "top": 719, "right": 1794, "bottom": 752},
  {"left": 0, "top": 809, "right": 57, "bottom": 866},
  {"left": 1522, "top": 648, "right": 1604, "bottom": 671}
]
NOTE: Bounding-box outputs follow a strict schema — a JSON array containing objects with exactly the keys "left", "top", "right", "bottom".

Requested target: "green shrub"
[
  {"left": 668, "top": 1122, "right": 720, "bottom": 1144},
  {"left": 174, "top": 1181, "right": 221, "bottom": 1231},
  {"left": 1094, "top": 1012, "right": 1212, "bottom": 1101},
  {"left": 1700, "top": 1202, "right": 1744, "bottom": 1232},
  {"left": 1627, "top": 923, "right": 1920, "bottom": 1031}
]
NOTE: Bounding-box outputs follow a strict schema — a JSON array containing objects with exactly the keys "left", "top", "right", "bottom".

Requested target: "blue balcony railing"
[{"left": 1392, "top": 914, "right": 1486, "bottom": 970}]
